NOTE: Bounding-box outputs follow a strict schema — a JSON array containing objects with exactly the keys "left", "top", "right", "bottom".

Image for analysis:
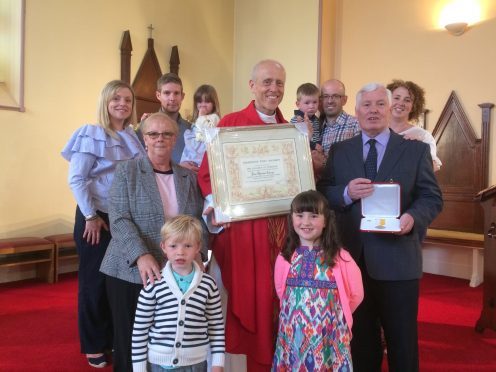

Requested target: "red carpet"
[
  {"left": 417, "top": 274, "right": 496, "bottom": 371},
  {"left": 0, "top": 273, "right": 111, "bottom": 371},
  {"left": 0, "top": 273, "right": 495, "bottom": 371}
]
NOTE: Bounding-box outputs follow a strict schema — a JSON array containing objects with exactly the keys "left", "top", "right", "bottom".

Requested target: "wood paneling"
[{"left": 431, "top": 92, "right": 493, "bottom": 234}]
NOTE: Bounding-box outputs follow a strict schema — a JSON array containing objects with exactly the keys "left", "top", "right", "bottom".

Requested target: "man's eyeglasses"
[
  {"left": 145, "top": 131, "right": 176, "bottom": 139},
  {"left": 321, "top": 94, "right": 344, "bottom": 101}
]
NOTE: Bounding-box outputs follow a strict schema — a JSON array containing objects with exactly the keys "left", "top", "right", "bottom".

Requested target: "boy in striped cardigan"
[{"left": 132, "top": 215, "right": 225, "bottom": 372}]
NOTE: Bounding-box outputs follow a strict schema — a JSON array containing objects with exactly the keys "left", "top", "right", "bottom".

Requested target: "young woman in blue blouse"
[{"left": 61, "top": 80, "right": 145, "bottom": 368}]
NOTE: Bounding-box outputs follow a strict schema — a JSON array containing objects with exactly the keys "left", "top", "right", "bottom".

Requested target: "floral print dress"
[{"left": 272, "top": 246, "right": 352, "bottom": 371}]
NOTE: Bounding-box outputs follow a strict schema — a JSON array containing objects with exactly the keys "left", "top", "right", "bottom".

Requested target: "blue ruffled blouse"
[{"left": 61, "top": 124, "right": 145, "bottom": 216}]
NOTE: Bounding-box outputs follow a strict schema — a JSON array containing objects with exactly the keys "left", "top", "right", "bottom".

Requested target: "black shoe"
[{"left": 87, "top": 355, "right": 107, "bottom": 368}]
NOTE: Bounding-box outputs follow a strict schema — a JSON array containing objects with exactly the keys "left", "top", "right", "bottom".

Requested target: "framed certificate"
[{"left": 206, "top": 124, "right": 315, "bottom": 222}]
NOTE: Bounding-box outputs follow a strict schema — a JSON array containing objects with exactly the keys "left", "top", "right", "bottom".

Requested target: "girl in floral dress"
[{"left": 273, "top": 190, "right": 364, "bottom": 371}]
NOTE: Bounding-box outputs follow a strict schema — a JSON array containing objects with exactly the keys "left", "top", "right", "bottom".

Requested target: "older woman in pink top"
[{"left": 100, "top": 112, "right": 208, "bottom": 371}]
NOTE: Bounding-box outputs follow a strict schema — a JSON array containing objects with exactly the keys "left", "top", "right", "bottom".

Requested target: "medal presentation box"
[{"left": 360, "top": 183, "right": 401, "bottom": 233}]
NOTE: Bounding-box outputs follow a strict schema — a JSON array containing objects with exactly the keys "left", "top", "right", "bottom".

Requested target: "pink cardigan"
[{"left": 274, "top": 249, "right": 364, "bottom": 332}]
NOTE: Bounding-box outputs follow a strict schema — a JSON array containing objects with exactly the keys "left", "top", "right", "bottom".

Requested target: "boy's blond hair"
[
  {"left": 160, "top": 215, "right": 203, "bottom": 245},
  {"left": 296, "top": 82, "right": 319, "bottom": 101}
]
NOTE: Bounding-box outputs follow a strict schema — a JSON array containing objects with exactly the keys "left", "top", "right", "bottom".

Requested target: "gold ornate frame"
[{"left": 207, "top": 124, "right": 315, "bottom": 222}]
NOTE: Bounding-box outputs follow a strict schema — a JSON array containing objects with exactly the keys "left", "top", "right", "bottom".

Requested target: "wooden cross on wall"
[{"left": 119, "top": 28, "right": 181, "bottom": 119}]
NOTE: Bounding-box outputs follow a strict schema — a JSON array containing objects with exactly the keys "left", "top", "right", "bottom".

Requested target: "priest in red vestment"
[{"left": 198, "top": 59, "right": 287, "bottom": 371}]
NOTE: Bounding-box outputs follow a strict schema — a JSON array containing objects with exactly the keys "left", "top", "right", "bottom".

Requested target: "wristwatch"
[{"left": 85, "top": 214, "right": 98, "bottom": 221}]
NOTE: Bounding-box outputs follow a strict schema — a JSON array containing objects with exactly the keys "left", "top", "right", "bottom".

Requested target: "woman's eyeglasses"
[{"left": 145, "top": 131, "right": 175, "bottom": 139}]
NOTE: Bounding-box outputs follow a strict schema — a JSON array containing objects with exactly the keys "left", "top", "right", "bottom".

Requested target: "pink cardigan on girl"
[{"left": 274, "top": 248, "right": 364, "bottom": 332}]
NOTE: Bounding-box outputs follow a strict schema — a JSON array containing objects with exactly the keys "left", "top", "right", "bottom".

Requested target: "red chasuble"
[{"left": 198, "top": 101, "right": 287, "bottom": 370}]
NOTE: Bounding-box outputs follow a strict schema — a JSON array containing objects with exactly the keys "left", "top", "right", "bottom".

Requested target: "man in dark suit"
[{"left": 317, "top": 83, "right": 442, "bottom": 372}]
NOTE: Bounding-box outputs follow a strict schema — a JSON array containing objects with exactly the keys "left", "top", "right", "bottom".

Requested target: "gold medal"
[{"left": 376, "top": 218, "right": 386, "bottom": 229}]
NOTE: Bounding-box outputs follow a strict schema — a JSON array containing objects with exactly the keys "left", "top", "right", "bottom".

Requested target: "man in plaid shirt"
[{"left": 319, "top": 79, "right": 360, "bottom": 157}]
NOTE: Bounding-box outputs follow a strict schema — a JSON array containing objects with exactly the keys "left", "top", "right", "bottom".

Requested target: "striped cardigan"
[{"left": 132, "top": 261, "right": 225, "bottom": 371}]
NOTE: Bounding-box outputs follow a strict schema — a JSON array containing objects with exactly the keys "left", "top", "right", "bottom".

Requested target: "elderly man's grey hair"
[{"left": 355, "top": 82, "right": 392, "bottom": 109}]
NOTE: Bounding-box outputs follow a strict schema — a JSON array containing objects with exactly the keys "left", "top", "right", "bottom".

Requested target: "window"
[{"left": 0, "top": 0, "right": 25, "bottom": 111}]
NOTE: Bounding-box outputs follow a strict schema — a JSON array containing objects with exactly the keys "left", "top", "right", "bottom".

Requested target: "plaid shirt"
[{"left": 321, "top": 111, "right": 360, "bottom": 156}]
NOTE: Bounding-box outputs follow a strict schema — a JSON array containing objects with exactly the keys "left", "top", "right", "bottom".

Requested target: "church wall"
[
  {"left": 0, "top": 0, "right": 234, "bottom": 238},
  {"left": 232, "top": 0, "right": 320, "bottom": 117},
  {"left": 338, "top": 0, "right": 496, "bottom": 184}
]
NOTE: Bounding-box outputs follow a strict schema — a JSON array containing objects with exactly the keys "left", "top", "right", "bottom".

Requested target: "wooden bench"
[
  {"left": 423, "top": 229, "right": 484, "bottom": 287},
  {"left": 0, "top": 237, "right": 54, "bottom": 284},
  {"left": 45, "top": 234, "right": 78, "bottom": 282}
]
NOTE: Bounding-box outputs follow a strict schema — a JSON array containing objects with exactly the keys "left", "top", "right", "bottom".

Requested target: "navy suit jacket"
[{"left": 317, "top": 130, "right": 443, "bottom": 280}]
